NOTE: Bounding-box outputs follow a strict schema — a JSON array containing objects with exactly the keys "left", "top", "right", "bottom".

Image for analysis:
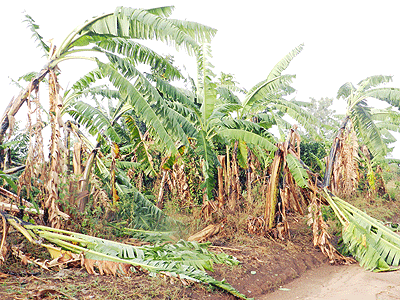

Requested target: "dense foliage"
[{"left": 2, "top": 6, "right": 400, "bottom": 299}]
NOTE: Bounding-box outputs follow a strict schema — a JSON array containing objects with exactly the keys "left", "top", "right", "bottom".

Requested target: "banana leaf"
[
  {"left": 5, "top": 215, "right": 250, "bottom": 299},
  {"left": 323, "top": 189, "right": 400, "bottom": 271}
]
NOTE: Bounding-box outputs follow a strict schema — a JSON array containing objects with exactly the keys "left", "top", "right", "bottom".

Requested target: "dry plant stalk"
[
  {"left": 0, "top": 68, "right": 49, "bottom": 145},
  {"left": 264, "top": 147, "right": 282, "bottom": 229},
  {"left": 111, "top": 142, "right": 120, "bottom": 206},
  {"left": 330, "top": 128, "right": 359, "bottom": 198},
  {"left": 73, "top": 142, "right": 83, "bottom": 175},
  {"left": 246, "top": 216, "right": 264, "bottom": 235},
  {"left": 228, "top": 146, "right": 241, "bottom": 211},
  {"left": 307, "top": 178, "right": 354, "bottom": 265},
  {"left": 12, "top": 245, "right": 82, "bottom": 271},
  {"left": 262, "top": 126, "right": 307, "bottom": 237},
  {"left": 188, "top": 222, "right": 224, "bottom": 242},
  {"left": 17, "top": 86, "right": 46, "bottom": 201},
  {"left": 201, "top": 200, "right": 219, "bottom": 220},
  {"left": 0, "top": 214, "right": 8, "bottom": 264},
  {"left": 375, "top": 165, "right": 389, "bottom": 197},
  {"left": 246, "top": 151, "right": 255, "bottom": 205},
  {"left": 217, "top": 155, "right": 226, "bottom": 208},
  {"left": 157, "top": 170, "right": 167, "bottom": 208},
  {"left": 44, "top": 69, "right": 68, "bottom": 228},
  {"left": 166, "top": 163, "right": 192, "bottom": 207}
]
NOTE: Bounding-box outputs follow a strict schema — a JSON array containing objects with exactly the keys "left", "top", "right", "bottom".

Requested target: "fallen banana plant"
[
  {"left": 323, "top": 189, "right": 400, "bottom": 271},
  {"left": 2, "top": 213, "right": 250, "bottom": 299}
]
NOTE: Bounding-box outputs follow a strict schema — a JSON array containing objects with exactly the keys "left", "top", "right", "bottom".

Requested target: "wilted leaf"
[{"left": 82, "top": 257, "right": 132, "bottom": 277}]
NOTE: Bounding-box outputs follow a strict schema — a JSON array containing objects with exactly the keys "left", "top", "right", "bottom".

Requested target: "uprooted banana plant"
[
  {"left": 323, "top": 189, "right": 400, "bottom": 271},
  {"left": 1, "top": 213, "right": 250, "bottom": 299},
  {"left": 246, "top": 124, "right": 400, "bottom": 272},
  {"left": 294, "top": 145, "right": 400, "bottom": 271},
  {"left": 294, "top": 149, "right": 400, "bottom": 270}
]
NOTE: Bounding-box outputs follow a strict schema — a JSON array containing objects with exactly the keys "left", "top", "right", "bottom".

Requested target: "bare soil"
[
  {"left": 265, "top": 263, "right": 400, "bottom": 300},
  {"left": 0, "top": 214, "right": 328, "bottom": 300}
]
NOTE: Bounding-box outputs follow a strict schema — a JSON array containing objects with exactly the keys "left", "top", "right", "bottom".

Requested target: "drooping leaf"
[
  {"left": 23, "top": 14, "right": 50, "bottom": 55},
  {"left": 97, "top": 61, "right": 179, "bottom": 156},
  {"left": 217, "top": 129, "right": 277, "bottom": 152},
  {"left": 286, "top": 153, "right": 309, "bottom": 188},
  {"left": 324, "top": 190, "right": 400, "bottom": 271},
  {"left": 8, "top": 219, "right": 249, "bottom": 299}
]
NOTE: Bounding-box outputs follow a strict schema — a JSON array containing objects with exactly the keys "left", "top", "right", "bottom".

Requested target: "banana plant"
[
  {"left": 171, "top": 44, "right": 279, "bottom": 201},
  {"left": 1, "top": 6, "right": 216, "bottom": 145},
  {"left": 2, "top": 6, "right": 217, "bottom": 227},
  {"left": 63, "top": 41, "right": 317, "bottom": 223},
  {"left": 323, "top": 75, "right": 400, "bottom": 188},
  {"left": 323, "top": 189, "right": 400, "bottom": 271},
  {"left": 238, "top": 44, "right": 319, "bottom": 141},
  {"left": 3, "top": 213, "right": 250, "bottom": 299},
  {"left": 151, "top": 44, "right": 317, "bottom": 202}
]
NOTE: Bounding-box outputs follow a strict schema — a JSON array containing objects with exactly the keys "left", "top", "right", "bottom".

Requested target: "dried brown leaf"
[{"left": 81, "top": 257, "right": 132, "bottom": 277}]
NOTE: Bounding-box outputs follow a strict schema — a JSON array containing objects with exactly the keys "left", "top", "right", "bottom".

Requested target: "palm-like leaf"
[
  {"left": 197, "top": 44, "right": 217, "bottom": 123},
  {"left": 10, "top": 221, "right": 248, "bottom": 299},
  {"left": 357, "top": 75, "right": 394, "bottom": 92},
  {"left": 69, "top": 101, "right": 122, "bottom": 143},
  {"left": 363, "top": 87, "right": 400, "bottom": 108},
  {"left": 337, "top": 82, "right": 356, "bottom": 100},
  {"left": 241, "top": 43, "right": 304, "bottom": 117},
  {"left": 286, "top": 153, "right": 309, "bottom": 188},
  {"left": 266, "top": 44, "right": 304, "bottom": 82},
  {"left": 124, "top": 115, "right": 156, "bottom": 176},
  {"left": 324, "top": 190, "right": 400, "bottom": 271},
  {"left": 351, "top": 102, "right": 386, "bottom": 158},
  {"left": 94, "top": 39, "right": 183, "bottom": 81},
  {"left": 97, "top": 61, "right": 179, "bottom": 156},
  {"left": 54, "top": 6, "right": 216, "bottom": 61},
  {"left": 23, "top": 14, "right": 50, "bottom": 56},
  {"left": 217, "top": 129, "right": 276, "bottom": 152}
]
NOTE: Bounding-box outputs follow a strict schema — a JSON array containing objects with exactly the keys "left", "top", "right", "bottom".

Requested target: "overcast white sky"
[{"left": 2, "top": 0, "right": 400, "bottom": 155}]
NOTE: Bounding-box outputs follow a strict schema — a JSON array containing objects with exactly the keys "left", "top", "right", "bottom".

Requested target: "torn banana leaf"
[
  {"left": 7, "top": 220, "right": 250, "bottom": 299},
  {"left": 324, "top": 189, "right": 400, "bottom": 271}
]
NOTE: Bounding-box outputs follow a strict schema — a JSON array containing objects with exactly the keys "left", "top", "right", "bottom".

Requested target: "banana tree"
[
  {"left": 238, "top": 44, "right": 319, "bottom": 141},
  {"left": 65, "top": 41, "right": 315, "bottom": 221},
  {"left": 2, "top": 6, "right": 217, "bottom": 227},
  {"left": 323, "top": 75, "right": 400, "bottom": 190},
  {"left": 1, "top": 213, "right": 250, "bottom": 299},
  {"left": 301, "top": 77, "right": 400, "bottom": 270},
  {"left": 1, "top": 6, "right": 215, "bottom": 145}
]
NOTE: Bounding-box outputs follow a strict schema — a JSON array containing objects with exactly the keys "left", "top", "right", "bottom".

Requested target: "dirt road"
[{"left": 263, "top": 263, "right": 400, "bottom": 300}]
